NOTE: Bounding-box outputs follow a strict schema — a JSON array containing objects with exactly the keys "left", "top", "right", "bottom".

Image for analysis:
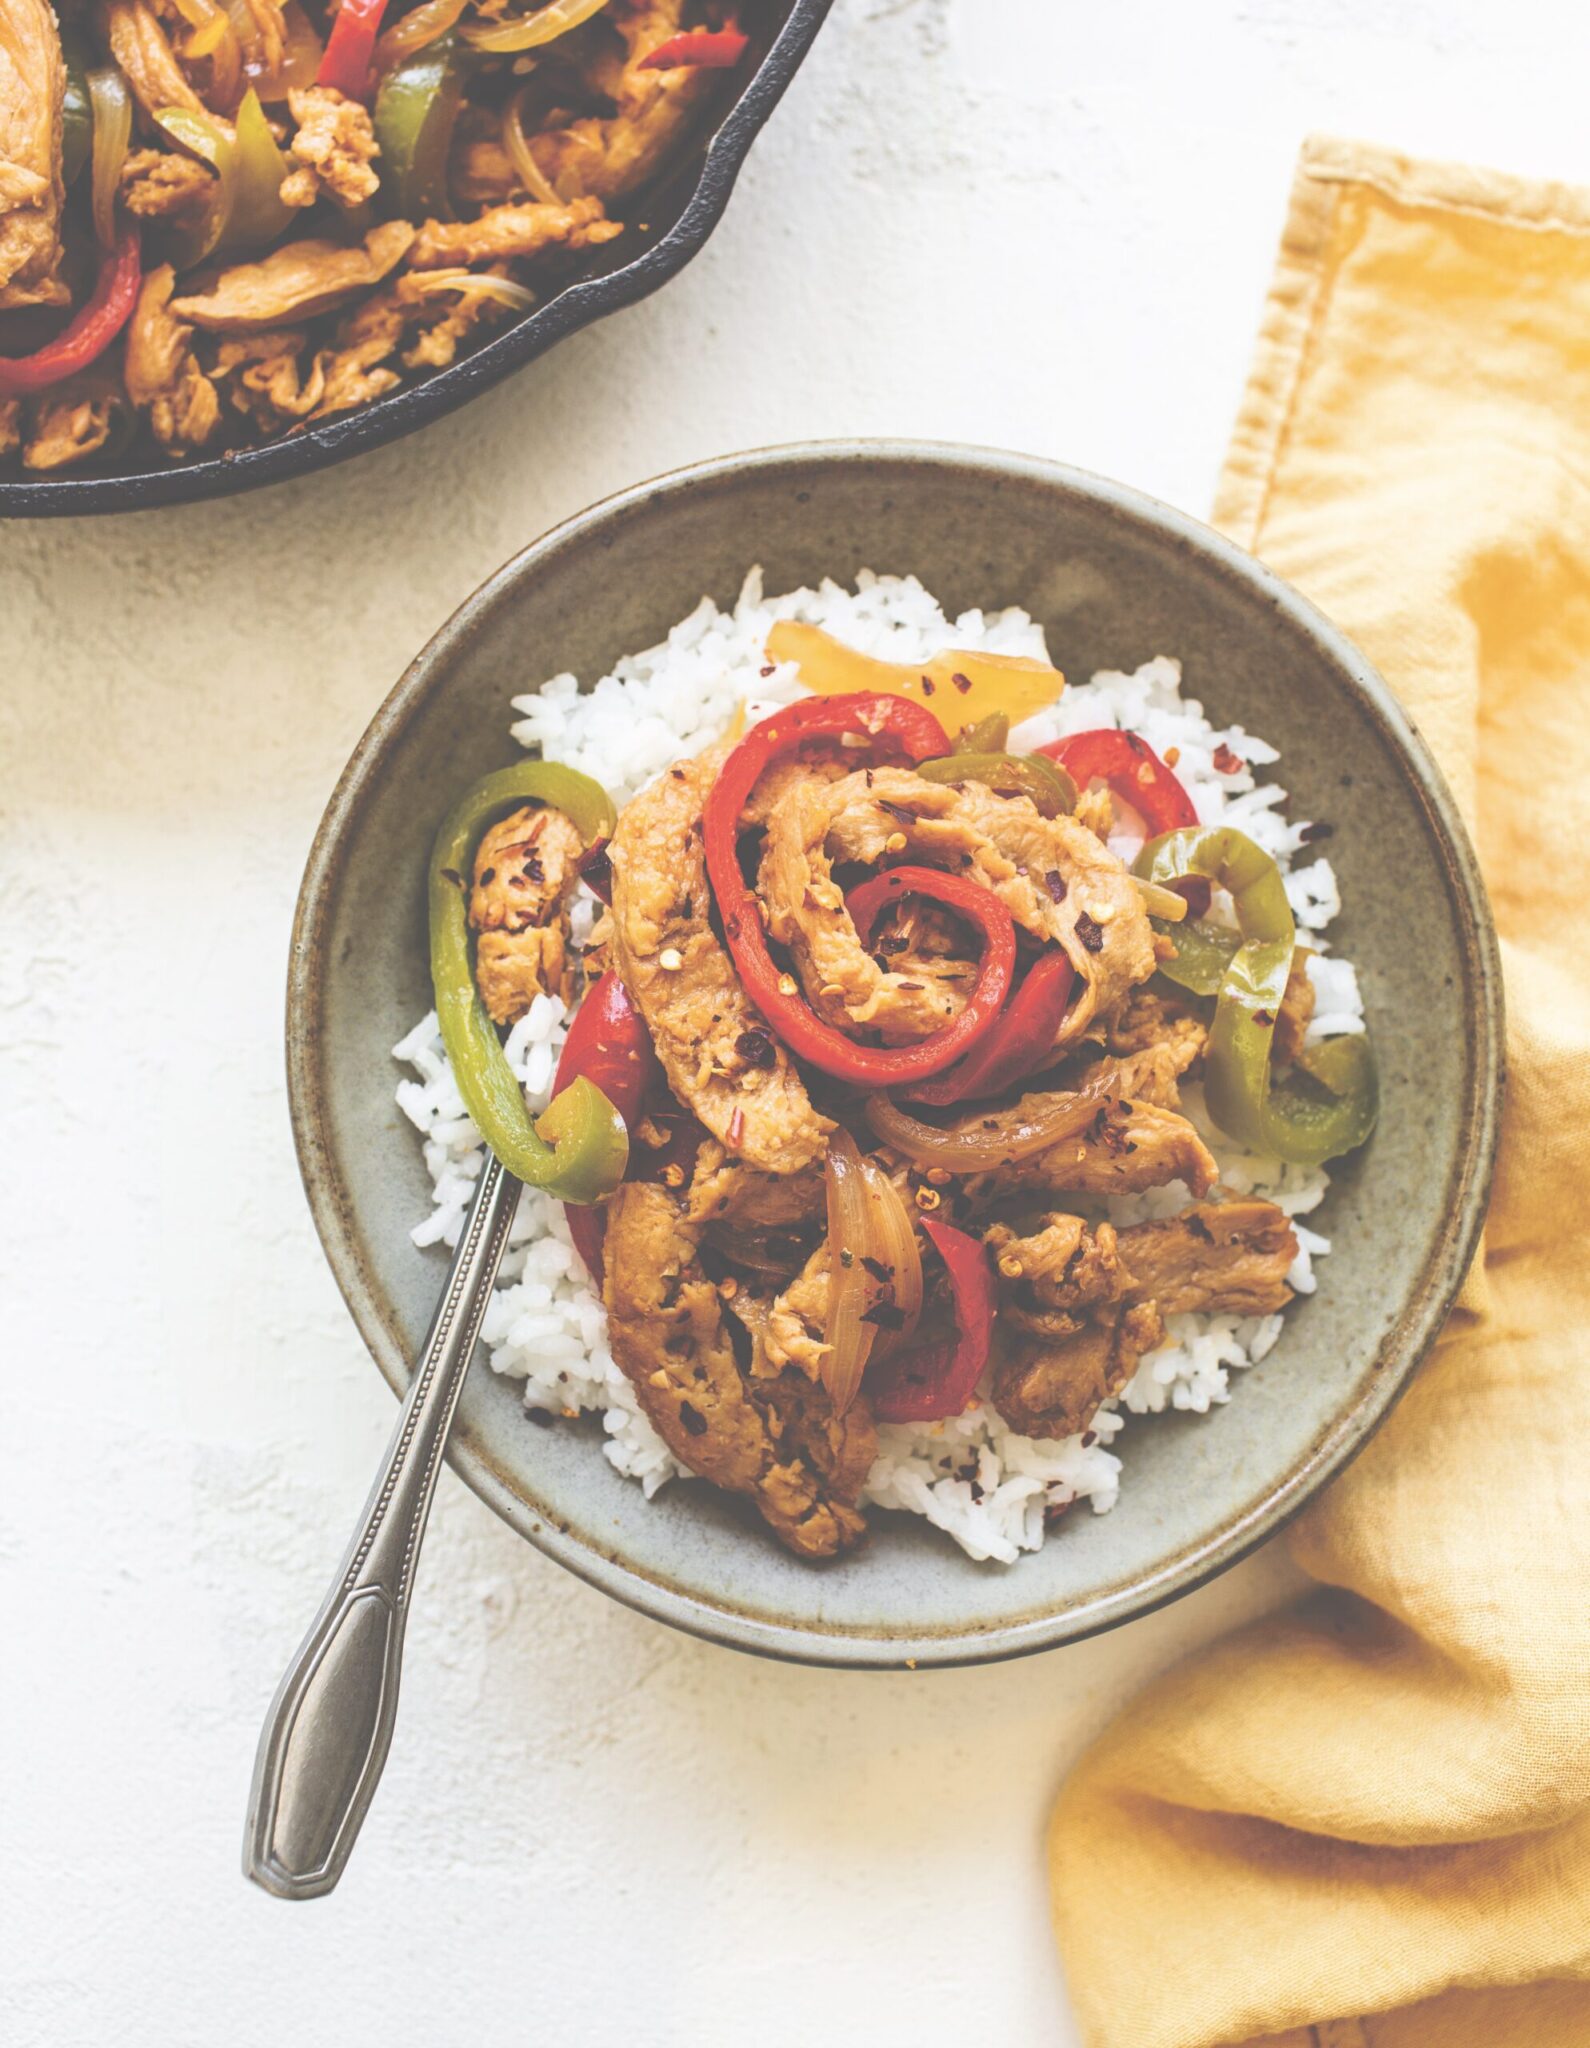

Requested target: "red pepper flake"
[
  {"left": 1213, "top": 742, "right": 1244, "bottom": 774},
  {"left": 951, "top": 672, "right": 973, "bottom": 694},
  {"left": 478, "top": 866, "right": 496, "bottom": 886},
  {"left": 441, "top": 867, "right": 465, "bottom": 889},
  {"left": 859, "top": 1255, "right": 893, "bottom": 1281},
  {"left": 727, "top": 1106, "right": 746, "bottom": 1147},
  {"left": 1044, "top": 869, "right": 1067, "bottom": 904},
  {"left": 734, "top": 1027, "right": 777, "bottom": 1069},
  {"left": 1075, "top": 912, "right": 1105, "bottom": 952},
  {"left": 921, "top": 676, "right": 936, "bottom": 696},
  {"left": 759, "top": 664, "right": 776, "bottom": 677},
  {"left": 1253, "top": 1008, "right": 1276, "bottom": 1028},
  {"left": 1299, "top": 820, "right": 1336, "bottom": 843},
  {"left": 861, "top": 1301, "right": 906, "bottom": 1330},
  {"left": 1167, "top": 875, "right": 1212, "bottom": 919},
  {"left": 1081, "top": 1430, "right": 1097, "bottom": 1447},
  {"left": 877, "top": 798, "right": 920, "bottom": 826},
  {"left": 678, "top": 1401, "right": 708, "bottom": 1435}
]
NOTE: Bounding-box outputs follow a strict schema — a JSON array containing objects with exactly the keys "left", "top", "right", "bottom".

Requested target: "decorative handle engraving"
[{"left": 244, "top": 1154, "right": 520, "bottom": 1899}]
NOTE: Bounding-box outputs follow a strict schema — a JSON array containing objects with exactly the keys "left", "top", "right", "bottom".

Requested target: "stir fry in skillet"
[
  {"left": 0, "top": 0, "right": 748, "bottom": 469},
  {"left": 426, "top": 628, "right": 1379, "bottom": 1559}
]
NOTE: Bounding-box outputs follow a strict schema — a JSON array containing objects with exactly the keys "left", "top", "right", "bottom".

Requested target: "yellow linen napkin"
[{"left": 1049, "top": 135, "right": 1590, "bottom": 2048}]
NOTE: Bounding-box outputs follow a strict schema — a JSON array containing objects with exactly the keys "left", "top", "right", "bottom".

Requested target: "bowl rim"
[
  {"left": 0, "top": 0, "right": 832, "bottom": 520},
  {"left": 287, "top": 437, "right": 1504, "bottom": 1668}
]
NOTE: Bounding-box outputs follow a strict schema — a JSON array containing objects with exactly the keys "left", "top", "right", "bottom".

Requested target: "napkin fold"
[{"left": 1049, "top": 135, "right": 1590, "bottom": 2048}]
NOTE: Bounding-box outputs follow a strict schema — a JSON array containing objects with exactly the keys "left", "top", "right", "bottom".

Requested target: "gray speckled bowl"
[{"left": 288, "top": 441, "right": 1502, "bottom": 1667}]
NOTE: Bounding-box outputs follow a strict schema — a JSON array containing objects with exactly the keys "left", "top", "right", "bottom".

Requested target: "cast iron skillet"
[{"left": 0, "top": 0, "right": 830, "bottom": 519}]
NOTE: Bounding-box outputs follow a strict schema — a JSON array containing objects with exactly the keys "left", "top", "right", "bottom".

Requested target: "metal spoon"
[{"left": 244, "top": 1153, "right": 520, "bottom": 1899}]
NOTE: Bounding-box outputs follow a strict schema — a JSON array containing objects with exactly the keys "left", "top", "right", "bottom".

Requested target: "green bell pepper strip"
[
  {"left": 224, "top": 90, "right": 296, "bottom": 253},
  {"left": 954, "top": 711, "right": 1009, "bottom": 754},
  {"left": 154, "top": 106, "right": 238, "bottom": 270},
  {"left": 428, "top": 762, "right": 628, "bottom": 1203},
  {"left": 917, "top": 750, "right": 1078, "bottom": 818},
  {"left": 61, "top": 30, "right": 92, "bottom": 188},
  {"left": 1135, "top": 826, "right": 1378, "bottom": 1165},
  {"left": 375, "top": 32, "right": 465, "bottom": 221},
  {"left": 1147, "top": 909, "right": 1241, "bottom": 996}
]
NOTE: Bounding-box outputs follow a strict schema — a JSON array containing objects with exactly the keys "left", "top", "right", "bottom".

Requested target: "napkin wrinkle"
[{"left": 1049, "top": 134, "right": 1590, "bottom": 2048}]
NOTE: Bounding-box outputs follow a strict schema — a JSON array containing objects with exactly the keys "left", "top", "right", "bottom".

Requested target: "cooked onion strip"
[
  {"left": 405, "top": 268, "right": 538, "bottom": 312},
  {"left": 866, "top": 1062, "right": 1131, "bottom": 1171},
  {"left": 376, "top": 0, "right": 469, "bottom": 70},
  {"left": 171, "top": 0, "right": 244, "bottom": 100},
  {"left": 501, "top": 79, "right": 563, "bottom": 204},
  {"left": 822, "top": 1131, "right": 877, "bottom": 1414},
  {"left": 463, "top": 0, "right": 610, "bottom": 54},
  {"left": 857, "top": 1153, "right": 922, "bottom": 1361},
  {"left": 1134, "top": 876, "right": 1189, "bottom": 922},
  {"left": 256, "top": 0, "right": 323, "bottom": 92},
  {"left": 87, "top": 68, "right": 133, "bottom": 250}
]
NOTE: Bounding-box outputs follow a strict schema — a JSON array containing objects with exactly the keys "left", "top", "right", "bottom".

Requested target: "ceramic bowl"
[
  {"left": 288, "top": 441, "right": 1502, "bottom": 1667},
  {"left": 0, "top": 1, "right": 830, "bottom": 518}
]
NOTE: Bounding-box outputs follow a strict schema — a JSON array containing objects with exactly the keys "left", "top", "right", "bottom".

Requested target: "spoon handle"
[{"left": 244, "top": 1153, "right": 520, "bottom": 1899}]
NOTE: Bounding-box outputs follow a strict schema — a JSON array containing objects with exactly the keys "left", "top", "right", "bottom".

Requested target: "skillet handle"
[{"left": 243, "top": 1153, "right": 520, "bottom": 1899}]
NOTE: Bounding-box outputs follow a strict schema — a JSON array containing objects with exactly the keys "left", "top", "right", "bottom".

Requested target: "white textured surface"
[{"left": 2, "top": 3, "right": 1575, "bottom": 2041}]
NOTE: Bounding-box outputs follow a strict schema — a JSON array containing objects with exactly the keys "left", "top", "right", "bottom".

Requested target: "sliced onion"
[
  {"left": 463, "top": 0, "right": 610, "bottom": 54},
  {"left": 1134, "top": 876, "right": 1189, "bottom": 922},
  {"left": 170, "top": 0, "right": 244, "bottom": 101},
  {"left": 857, "top": 1153, "right": 922, "bottom": 1361},
  {"left": 87, "top": 68, "right": 133, "bottom": 251},
  {"left": 404, "top": 267, "right": 539, "bottom": 312},
  {"left": 866, "top": 1060, "right": 1132, "bottom": 1172},
  {"left": 226, "top": 0, "right": 318, "bottom": 98},
  {"left": 376, "top": 0, "right": 469, "bottom": 69},
  {"left": 501, "top": 78, "right": 563, "bottom": 203},
  {"left": 822, "top": 1131, "right": 877, "bottom": 1415},
  {"left": 258, "top": 0, "right": 324, "bottom": 92}
]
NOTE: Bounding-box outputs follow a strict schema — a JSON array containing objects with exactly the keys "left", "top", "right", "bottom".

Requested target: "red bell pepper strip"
[
  {"left": 1036, "top": 729, "right": 1197, "bottom": 836},
  {"left": 846, "top": 874, "right": 1074, "bottom": 1105},
  {"left": 552, "top": 973, "right": 659, "bottom": 1282},
  {"left": 0, "top": 226, "right": 140, "bottom": 398},
  {"left": 704, "top": 694, "right": 1022, "bottom": 1087},
  {"left": 902, "top": 952, "right": 1074, "bottom": 1106},
  {"left": 867, "top": 1219, "right": 995, "bottom": 1423},
  {"left": 317, "top": 0, "right": 389, "bottom": 101},
  {"left": 638, "top": 23, "right": 748, "bottom": 68}
]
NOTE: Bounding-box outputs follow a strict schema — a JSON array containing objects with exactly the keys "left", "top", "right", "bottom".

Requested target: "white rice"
[{"left": 394, "top": 569, "right": 1364, "bottom": 1565}]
